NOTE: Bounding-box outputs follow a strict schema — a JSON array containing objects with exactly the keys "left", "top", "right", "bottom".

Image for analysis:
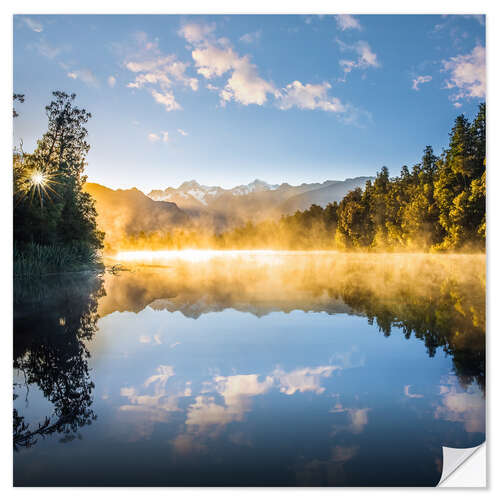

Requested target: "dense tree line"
[
  {"left": 13, "top": 92, "right": 104, "bottom": 274},
  {"left": 215, "top": 104, "right": 485, "bottom": 252}
]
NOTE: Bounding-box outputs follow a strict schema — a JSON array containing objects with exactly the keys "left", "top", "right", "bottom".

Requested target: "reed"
[{"left": 14, "top": 242, "right": 103, "bottom": 276}]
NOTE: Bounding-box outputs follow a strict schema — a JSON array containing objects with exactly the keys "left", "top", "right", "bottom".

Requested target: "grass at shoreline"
[{"left": 14, "top": 242, "right": 104, "bottom": 277}]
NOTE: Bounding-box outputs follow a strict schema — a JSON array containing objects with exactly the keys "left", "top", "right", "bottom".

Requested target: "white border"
[{"left": 2, "top": 0, "right": 497, "bottom": 497}]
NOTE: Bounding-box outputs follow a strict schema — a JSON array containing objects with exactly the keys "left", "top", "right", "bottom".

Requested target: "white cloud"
[
  {"left": 192, "top": 45, "right": 239, "bottom": 79},
  {"left": 107, "top": 75, "right": 116, "bottom": 88},
  {"left": 191, "top": 43, "right": 276, "bottom": 106},
  {"left": 178, "top": 129, "right": 188, "bottom": 136},
  {"left": 179, "top": 22, "right": 216, "bottom": 44},
  {"left": 124, "top": 32, "right": 197, "bottom": 111},
  {"left": 412, "top": 75, "right": 432, "bottom": 91},
  {"left": 151, "top": 89, "right": 181, "bottom": 111},
  {"left": 442, "top": 44, "right": 485, "bottom": 103},
  {"left": 66, "top": 68, "right": 98, "bottom": 87},
  {"left": 148, "top": 131, "right": 169, "bottom": 143},
  {"left": 335, "top": 15, "right": 362, "bottom": 31},
  {"left": 22, "top": 17, "right": 43, "bottom": 32},
  {"left": 175, "top": 22, "right": 369, "bottom": 121},
  {"left": 277, "top": 81, "right": 345, "bottom": 113},
  {"left": 338, "top": 39, "right": 379, "bottom": 76},
  {"left": 239, "top": 30, "right": 262, "bottom": 44}
]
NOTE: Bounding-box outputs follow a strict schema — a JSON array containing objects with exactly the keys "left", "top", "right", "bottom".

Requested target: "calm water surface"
[{"left": 13, "top": 252, "right": 485, "bottom": 486}]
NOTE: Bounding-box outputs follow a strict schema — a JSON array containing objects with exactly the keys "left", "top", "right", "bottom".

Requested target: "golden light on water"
[{"left": 114, "top": 249, "right": 337, "bottom": 263}]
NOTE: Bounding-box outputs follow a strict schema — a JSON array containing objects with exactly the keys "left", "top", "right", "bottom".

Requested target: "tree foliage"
[{"left": 13, "top": 91, "right": 104, "bottom": 272}]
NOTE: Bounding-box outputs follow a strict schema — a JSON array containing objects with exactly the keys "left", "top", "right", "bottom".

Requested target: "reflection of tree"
[
  {"left": 329, "top": 259, "right": 485, "bottom": 392},
  {"left": 13, "top": 273, "right": 105, "bottom": 450},
  {"left": 98, "top": 254, "right": 485, "bottom": 391}
]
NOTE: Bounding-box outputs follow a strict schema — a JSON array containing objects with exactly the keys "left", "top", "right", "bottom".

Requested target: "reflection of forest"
[
  {"left": 99, "top": 254, "right": 485, "bottom": 389},
  {"left": 14, "top": 273, "right": 105, "bottom": 449}
]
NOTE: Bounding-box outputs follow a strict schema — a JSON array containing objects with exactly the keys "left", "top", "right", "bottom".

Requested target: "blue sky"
[{"left": 13, "top": 14, "right": 486, "bottom": 192}]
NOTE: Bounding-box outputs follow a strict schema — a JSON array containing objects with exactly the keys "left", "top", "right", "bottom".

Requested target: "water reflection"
[
  {"left": 99, "top": 253, "right": 485, "bottom": 389},
  {"left": 13, "top": 273, "right": 104, "bottom": 449},
  {"left": 13, "top": 253, "right": 485, "bottom": 486}
]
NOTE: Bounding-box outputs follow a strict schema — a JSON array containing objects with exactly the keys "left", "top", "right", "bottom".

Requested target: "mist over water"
[{"left": 13, "top": 252, "right": 485, "bottom": 486}]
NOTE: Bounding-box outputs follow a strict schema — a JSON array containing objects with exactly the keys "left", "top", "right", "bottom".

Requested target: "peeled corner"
[{"left": 437, "top": 443, "right": 486, "bottom": 487}]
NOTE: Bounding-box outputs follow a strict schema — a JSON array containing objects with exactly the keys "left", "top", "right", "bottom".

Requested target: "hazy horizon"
[{"left": 86, "top": 173, "right": 375, "bottom": 194}]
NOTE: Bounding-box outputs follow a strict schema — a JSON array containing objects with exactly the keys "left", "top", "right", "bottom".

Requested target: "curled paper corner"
[{"left": 437, "top": 443, "right": 486, "bottom": 487}]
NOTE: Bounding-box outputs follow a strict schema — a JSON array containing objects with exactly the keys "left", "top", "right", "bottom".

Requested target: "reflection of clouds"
[
  {"left": 273, "top": 366, "right": 339, "bottom": 395},
  {"left": 118, "top": 365, "right": 187, "bottom": 440},
  {"left": 348, "top": 409, "right": 369, "bottom": 434},
  {"left": 434, "top": 376, "right": 485, "bottom": 433},
  {"left": 329, "top": 397, "right": 370, "bottom": 435},
  {"left": 186, "top": 374, "right": 274, "bottom": 431},
  {"left": 404, "top": 385, "right": 424, "bottom": 399},
  {"left": 116, "top": 362, "right": 346, "bottom": 443},
  {"left": 186, "top": 395, "right": 243, "bottom": 429},
  {"left": 139, "top": 334, "right": 162, "bottom": 344}
]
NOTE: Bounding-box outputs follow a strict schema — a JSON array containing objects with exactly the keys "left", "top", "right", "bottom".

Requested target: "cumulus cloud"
[
  {"left": 22, "top": 17, "right": 43, "bottom": 32},
  {"left": 178, "top": 128, "right": 188, "bottom": 136},
  {"left": 179, "top": 22, "right": 216, "bottom": 44},
  {"left": 189, "top": 38, "right": 276, "bottom": 106},
  {"left": 335, "top": 15, "right": 362, "bottom": 31},
  {"left": 277, "top": 81, "right": 345, "bottom": 112},
  {"left": 124, "top": 32, "right": 198, "bottom": 111},
  {"left": 183, "top": 23, "right": 351, "bottom": 113},
  {"left": 126, "top": 22, "right": 369, "bottom": 120},
  {"left": 107, "top": 75, "right": 116, "bottom": 88},
  {"left": 412, "top": 75, "right": 432, "bottom": 91},
  {"left": 148, "top": 133, "right": 160, "bottom": 142},
  {"left": 442, "top": 44, "right": 485, "bottom": 104}
]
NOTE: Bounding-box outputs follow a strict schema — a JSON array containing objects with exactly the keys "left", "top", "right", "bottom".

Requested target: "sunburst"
[{"left": 16, "top": 168, "right": 60, "bottom": 207}]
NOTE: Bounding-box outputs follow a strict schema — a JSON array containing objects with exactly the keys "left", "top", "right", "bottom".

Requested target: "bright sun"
[{"left": 31, "top": 171, "right": 46, "bottom": 186}]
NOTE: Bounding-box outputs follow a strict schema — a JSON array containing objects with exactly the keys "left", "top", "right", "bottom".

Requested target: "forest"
[
  {"left": 13, "top": 92, "right": 104, "bottom": 275},
  {"left": 122, "top": 103, "right": 485, "bottom": 253},
  {"left": 213, "top": 103, "right": 486, "bottom": 252},
  {"left": 13, "top": 93, "right": 485, "bottom": 276}
]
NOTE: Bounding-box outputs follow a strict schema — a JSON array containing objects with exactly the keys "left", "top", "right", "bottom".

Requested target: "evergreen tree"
[{"left": 13, "top": 91, "right": 104, "bottom": 272}]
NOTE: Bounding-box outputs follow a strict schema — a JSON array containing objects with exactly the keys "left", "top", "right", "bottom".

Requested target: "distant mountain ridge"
[
  {"left": 83, "top": 183, "right": 190, "bottom": 247},
  {"left": 84, "top": 176, "right": 373, "bottom": 247},
  {"left": 148, "top": 177, "right": 373, "bottom": 228}
]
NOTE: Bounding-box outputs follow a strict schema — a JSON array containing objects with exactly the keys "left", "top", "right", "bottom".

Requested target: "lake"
[{"left": 13, "top": 252, "right": 485, "bottom": 486}]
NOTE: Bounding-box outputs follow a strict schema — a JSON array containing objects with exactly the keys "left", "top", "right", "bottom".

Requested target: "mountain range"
[
  {"left": 148, "top": 177, "right": 372, "bottom": 229},
  {"left": 84, "top": 176, "right": 372, "bottom": 246},
  {"left": 84, "top": 183, "right": 189, "bottom": 247}
]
